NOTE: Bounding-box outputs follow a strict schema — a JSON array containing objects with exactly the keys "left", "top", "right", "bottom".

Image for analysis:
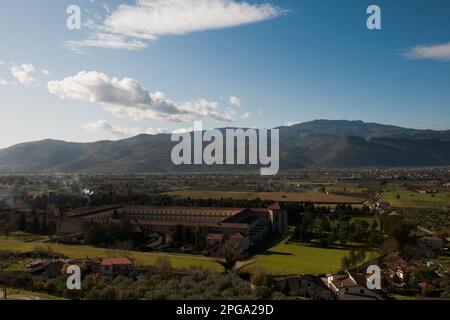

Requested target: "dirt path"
[{"left": 233, "top": 255, "right": 261, "bottom": 271}]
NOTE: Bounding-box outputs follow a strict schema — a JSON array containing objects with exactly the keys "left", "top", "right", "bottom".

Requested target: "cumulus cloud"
[
  {"left": 11, "top": 63, "right": 36, "bottom": 85},
  {"left": 229, "top": 95, "right": 242, "bottom": 107},
  {"left": 48, "top": 71, "right": 234, "bottom": 122},
  {"left": 403, "top": 42, "right": 450, "bottom": 61},
  {"left": 41, "top": 69, "right": 50, "bottom": 76},
  {"left": 0, "top": 78, "right": 7, "bottom": 86},
  {"left": 66, "top": 0, "right": 283, "bottom": 51},
  {"left": 82, "top": 120, "right": 171, "bottom": 137}
]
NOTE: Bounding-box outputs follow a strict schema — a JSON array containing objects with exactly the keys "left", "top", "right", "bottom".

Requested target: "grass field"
[
  {"left": 242, "top": 242, "right": 353, "bottom": 275},
  {"left": 3, "top": 289, "right": 66, "bottom": 300},
  {"left": 382, "top": 190, "right": 450, "bottom": 209},
  {"left": 165, "top": 190, "right": 365, "bottom": 204},
  {"left": 0, "top": 237, "right": 223, "bottom": 272}
]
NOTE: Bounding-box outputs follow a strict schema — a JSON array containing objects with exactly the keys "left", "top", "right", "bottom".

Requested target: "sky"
[{"left": 0, "top": 0, "right": 450, "bottom": 149}]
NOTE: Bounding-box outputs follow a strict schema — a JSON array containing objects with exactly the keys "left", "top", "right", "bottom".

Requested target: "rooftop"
[{"left": 100, "top": 257, "right": 133, "bottom": 266}]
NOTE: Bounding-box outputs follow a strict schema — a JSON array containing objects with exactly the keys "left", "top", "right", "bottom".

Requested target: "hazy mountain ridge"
[{"left": 1, "top": 120, "right": 450, "bottom": 172}]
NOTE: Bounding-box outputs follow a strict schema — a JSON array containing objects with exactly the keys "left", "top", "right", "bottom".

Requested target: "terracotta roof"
[
  {"left": 100, "top": 257, "right": 133, "bottom": 266},
  {"left": 418, "top": 282, "right": 435, "bottom": 289},
  {"left": 268, "top": 202, "right": 282, "bottom": 210},
  {"left": 68, "top": 205, "right": 122, "bottom": 217}
]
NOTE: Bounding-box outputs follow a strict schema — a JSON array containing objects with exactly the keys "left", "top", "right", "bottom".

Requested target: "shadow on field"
[{"left": 264, "top": 250, "right": 293, "bottom": 256}]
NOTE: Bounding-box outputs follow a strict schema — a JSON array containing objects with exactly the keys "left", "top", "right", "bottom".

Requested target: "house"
[
  {"left": 26, "top": 259, "right": 68, "bottom": 278},
  {"left": 272, "top": 275, "right": 333, "bottom": 300},
  {"left": 419, "top": 236, "right": 444, "bottom": 252},
  {"left": 382, "top": 252, "right": 413, "bottom": 284},
  {"left": 321, "top": 272, "right": 378, "bottom": 300},
  {"left": 98, "top": 257, "right": 134, "bottom": 276}
]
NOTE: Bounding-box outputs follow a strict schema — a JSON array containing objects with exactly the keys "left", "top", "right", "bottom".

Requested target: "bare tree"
[{"left": 217, "top": 241, "right": 244, "bottom": 273}]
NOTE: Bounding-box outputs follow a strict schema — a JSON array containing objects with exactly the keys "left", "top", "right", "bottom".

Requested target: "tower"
[{"left": 267, "top": 202, "right": 288, "bottom": 234}]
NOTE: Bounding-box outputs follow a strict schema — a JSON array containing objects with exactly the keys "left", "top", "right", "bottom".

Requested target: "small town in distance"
[{"left": 0, "top": 167, "right": 449, "bottom": 300}]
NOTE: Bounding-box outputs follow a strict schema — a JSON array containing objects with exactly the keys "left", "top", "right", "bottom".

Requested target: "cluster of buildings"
[
  {"left": 27, "top": 257, "right": 135, "bottom": 278},
  {"left": 272, "top": 271, "right": 380, "bottom": 300},
  {"left": 52, "top": 203, "right": 288, "bottom": 252}
]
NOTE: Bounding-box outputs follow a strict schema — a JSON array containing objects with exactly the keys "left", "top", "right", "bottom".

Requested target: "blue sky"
[{"left": 0, "top": 0, "right": 449, "bottom": 148}]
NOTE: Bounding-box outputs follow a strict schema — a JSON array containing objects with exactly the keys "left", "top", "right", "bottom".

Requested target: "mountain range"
[{"left": 1, "top": 120, "right": 450, "bottom": 173}]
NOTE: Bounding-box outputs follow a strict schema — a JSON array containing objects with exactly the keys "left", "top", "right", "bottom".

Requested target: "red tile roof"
[{"left": 100, "top": 257, "right": 133, "bottom": 266}]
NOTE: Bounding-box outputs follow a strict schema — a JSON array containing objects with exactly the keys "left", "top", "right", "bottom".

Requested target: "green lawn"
[
  {"left": 0, "top": 238, "right": 223, "bottom": 272},
  {"left": 242, "top": 242, "right": 352, "bottom": 275},
  {"left": 382, "top": 190, "right": 450, "bottom": 209}
]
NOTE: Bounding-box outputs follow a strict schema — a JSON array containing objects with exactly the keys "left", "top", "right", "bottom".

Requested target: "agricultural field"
[
  {"left": 325, "top": 186, "right": 368, "bottom": 194},
  {"left": 0, "top": 237, "right": 223, "bottom": 272},
  {"left": 164, "top": 190, "right": 365, "bottom": 204},
  {"left": 381, "top": 190, "right": 450, "bottom": 209},
  {"left": 242, "top": 242, "right": 354, "bottom": 275}
]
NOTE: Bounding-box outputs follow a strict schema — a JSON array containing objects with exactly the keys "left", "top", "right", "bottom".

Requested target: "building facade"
[{"left": 56, "top": 203, "right": 288, "bottom": 251}]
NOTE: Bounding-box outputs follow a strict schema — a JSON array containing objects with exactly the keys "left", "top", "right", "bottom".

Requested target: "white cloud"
[
  {"left": 65, "top": 33, "right": 148, "bottom": 52},
  {"left": 229, "top": 95, "right": 242, "bottom": 107},
  {"left": 41, "top": 69, "right": 50, "bottom": 76},
  {"left": 0, "top": 61, "right": 4, "bottom": 67},
  {"left": 0, "top": 78, "right": 7, "bottom": 86},
  {"left": 284, "top": 120, "right": 302, "bottom": 126},
  {"left": 241, "top": 111, "right": 250, "bottom": 119},
  {"left": 82, "top": 120, "right": 170, "bottom": 137},
  {"left": 66, "top": 0, "right": 283, "bottom": 51},
  {"left": 403, "top": 42, "right": 450, "bottom": 61},
  {"left": 172, "top": 126, "right": 194, "bottom": 134},
  {"left": 146, "top": 127, "right": 172, "bottom": 135},
  {"left": 11, "top": 63, "right": 36, "bottom": 85},
  {"left": 48, "top": 71, "right": 234, "bottom": 122}
]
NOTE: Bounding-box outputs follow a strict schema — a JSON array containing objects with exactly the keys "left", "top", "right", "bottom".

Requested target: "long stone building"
[{"left": 54, "top": 203, "right": 288, "bottom": 251}]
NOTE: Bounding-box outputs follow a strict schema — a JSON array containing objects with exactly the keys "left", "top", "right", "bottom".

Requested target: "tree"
[
  {"left": 338, "top": 220, "right": 350, "bottom": 247},
  {"left": 341, "top": 249, "right": 366, "bottom": 271},
  {"left": 16, "top": 213, "right": 26, "bottom": 231},
  {"left": 217, "top": 241, "right": 243, "bottom": 273},
  {"left": 319, "top": 216, "right": 331, "bottom": 233},
  {"left": 388, "top": 219, "right": 417, "bottom": 251},
  {"left": 30, "top": 216, "right": 40, "bottom": 234},
  {"left": 154, "top": 257, "right": 173, "bottom": 280},
  {"left": 341, "top": 256, "right": 350, "bottom": 271},
  {"left": 171, "top": 225, "right": 184, "bottom": 248},
  {"left": 0, "top": 260, "right": 13, "bottom": 300},
  {"left": 327, "top": 230, "right": 337, "bottom": 245},
  {"left": 293, "top": 224, "right": 301, "bottom": 241},
  {"left": 194, "top": 227, "right": 205, "bottom": 251},
  {"left": 85, "top": 223, "right": 103, "bottom": 245},
  {"left": 351, "top": 220, "right": 370, "bottom": 243},
  {"left": 183, "top": 227, "right": 193, "bottom": 245}
]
